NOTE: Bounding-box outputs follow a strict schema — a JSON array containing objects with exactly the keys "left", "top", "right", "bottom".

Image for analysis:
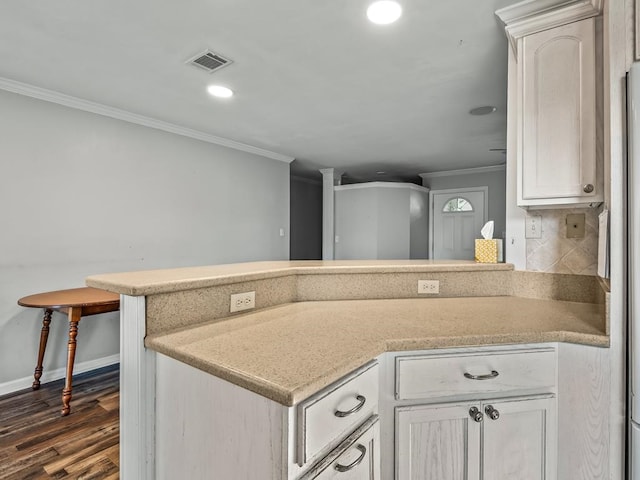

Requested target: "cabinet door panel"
[
  {"left": 482, "top": 397, "right": 556, "bottom": 480},
  {"left": 396, "top": 404, "right": 480, "bottom": 480},
  {"left": 519, "top": 18, "right": 596, "bottom": 202}
]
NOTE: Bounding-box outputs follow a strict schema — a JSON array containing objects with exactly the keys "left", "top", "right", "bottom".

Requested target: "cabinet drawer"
[
  {"left": 297, "top": 362, "right": 379, "bottom": 466},
  {"left": 300, "top": 416, "right": 380, "bottom": 480},
  {"left": 396, "top": 348, "right": 555, "bottom": 400}
]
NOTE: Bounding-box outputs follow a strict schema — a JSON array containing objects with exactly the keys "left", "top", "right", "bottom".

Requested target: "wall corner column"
[
  {"left": 120, "top": 294, "right": 155, "bottom": 480},
  {"left": 319, "top": 168, "right": 342, "bottom": 260}
]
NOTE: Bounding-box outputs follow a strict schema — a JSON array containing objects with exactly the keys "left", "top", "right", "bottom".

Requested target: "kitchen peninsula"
[{"left": 87, "top": 260, "right": 610, "bottom": 480}]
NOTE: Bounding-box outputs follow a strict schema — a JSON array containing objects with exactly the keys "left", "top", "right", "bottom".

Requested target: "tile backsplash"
[{"left": 526, "top": 208, "right": 600, "bottom": 275}]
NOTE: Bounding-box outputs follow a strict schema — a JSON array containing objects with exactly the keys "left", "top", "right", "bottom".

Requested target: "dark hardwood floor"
[{"left": 0, "top": 366, "right": 119, "bottom": 479}]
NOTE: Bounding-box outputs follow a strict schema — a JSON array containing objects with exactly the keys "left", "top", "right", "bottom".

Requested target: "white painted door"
[
  {"left": 396, "top": 403, "right": 481, "bottom": 480},
  {"left": 430, "top": 188, "right": 487, "bottom": 260},
  {"left": 482, "top": 397, "right": 556, "bottom": 480}
]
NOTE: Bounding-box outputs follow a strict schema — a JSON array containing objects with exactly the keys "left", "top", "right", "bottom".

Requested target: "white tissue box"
[{"left": 475, "top": 239, "right": 503, "bottom": 263}]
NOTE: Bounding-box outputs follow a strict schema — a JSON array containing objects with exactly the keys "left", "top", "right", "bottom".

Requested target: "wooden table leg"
[
  {"left": 32, "top": 309, "right": 53, "bottom": 390},
  {"left": 61, "top": 307, "right": 81, "bottom": 416}
]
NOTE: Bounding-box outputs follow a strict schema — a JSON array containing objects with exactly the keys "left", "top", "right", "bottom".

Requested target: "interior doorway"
[{"left": 429, "top": 187, "right": 488, "bottom": 260}]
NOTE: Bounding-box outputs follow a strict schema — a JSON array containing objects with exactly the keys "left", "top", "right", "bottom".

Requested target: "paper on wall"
[{"left": 597, "top": 209, "right": 609, "bottom": 278}]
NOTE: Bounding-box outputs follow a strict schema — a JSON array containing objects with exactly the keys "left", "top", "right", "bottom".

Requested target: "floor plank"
[{"left": 0, "top": 365, "right": 119, "bottom": 480}]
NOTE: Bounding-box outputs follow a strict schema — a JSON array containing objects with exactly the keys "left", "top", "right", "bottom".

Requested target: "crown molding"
[
  {"left": 495, "top": 0, "right": 603, "bottom": 54},
  {"left": 419, "top": 165, "right": 506, "bottom": 179},
  {"left": 335, "top": 181, "right": 429, "bottom": 192},
  {"left": 0, "top": 77, "right": 295, "bottom": 164}
]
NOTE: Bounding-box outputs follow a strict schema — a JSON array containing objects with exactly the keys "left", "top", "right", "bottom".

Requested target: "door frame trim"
[{"left": 428, "top": 186, "right": 489, "bottom": 259}]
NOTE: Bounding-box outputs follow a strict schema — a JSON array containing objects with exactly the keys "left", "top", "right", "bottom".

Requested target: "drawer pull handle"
[
  {"left": 464, "top": 370, "right": 499, "bottom": 380},
  {"left": 334, "top": 444, "right": 367, "bottom": 472},
  {"left": 334, "top": 395, "right": 366, "bottom": 417}
]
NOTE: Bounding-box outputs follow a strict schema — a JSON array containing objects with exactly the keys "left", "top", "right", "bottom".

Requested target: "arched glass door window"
[{"left": 442, "top": 197, "right": 474, "bottom": 212}]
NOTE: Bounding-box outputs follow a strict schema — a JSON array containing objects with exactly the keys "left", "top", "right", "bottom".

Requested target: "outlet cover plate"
[
  {"left": 566, "top": 213, "right": 586, "bottom": 238},
  {"left": 418, "top": 280, "right": 440, "bottom": 295},
  {"left": 230, "top": 291, "right": 255, "bottom": 313},
  {"left": 525, "top": 215, "right": 542, "bottom": 239}
]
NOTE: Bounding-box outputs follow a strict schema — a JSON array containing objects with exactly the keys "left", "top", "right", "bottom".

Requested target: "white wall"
[
  {"left": 335, "top": 187, "right": 379, "bottom": 259},
  {"left": 334, "top": 183, "right": 429, "bottom": 260},
  {"left": 376, "top": 187, "right": 411, "bottom": 259},
  {"left": 0, "top": 89, "right": 289, "bottom": 391},
  {"left": 409, "top": 189, "right": 429, "bottom": 259}
]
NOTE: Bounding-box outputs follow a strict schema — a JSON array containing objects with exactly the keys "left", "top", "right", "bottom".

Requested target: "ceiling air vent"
[{"left": 186, "top": 50, "right": 233, "bottom": 74}]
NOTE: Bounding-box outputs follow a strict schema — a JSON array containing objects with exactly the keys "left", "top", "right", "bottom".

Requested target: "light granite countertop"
[
  {"left": 145, "top": 296, "right": 607, "bottom": 406},
  {"left": 86, "top": 260, "right": 513, "bottom": 296}
]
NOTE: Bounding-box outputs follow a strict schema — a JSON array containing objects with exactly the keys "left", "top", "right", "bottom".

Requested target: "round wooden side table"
[{"left": 18, "top": 287, "right": 120, "bottom": 416}]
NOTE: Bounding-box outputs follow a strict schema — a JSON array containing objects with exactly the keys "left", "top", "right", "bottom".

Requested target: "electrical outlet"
[
  {"left": 418, "top": 280, "right": 439, "bottom": 295},
  {"left": 230, "top": 291, "right": 255, "bottom": 313}
]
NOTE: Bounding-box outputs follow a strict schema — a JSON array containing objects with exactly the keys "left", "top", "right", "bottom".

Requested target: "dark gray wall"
[{"left": 290, "top": 176, "right": 323, "bottom": 260}]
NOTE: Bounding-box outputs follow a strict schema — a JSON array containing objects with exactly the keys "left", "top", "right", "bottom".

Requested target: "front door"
[{"left": 430, "top": 188, "right": 487, "bottom": 260}]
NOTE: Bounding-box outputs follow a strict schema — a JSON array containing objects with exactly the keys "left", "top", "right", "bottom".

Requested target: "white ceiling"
[{"left": 0, "top": 0, "right": 518, "bottom": 182}]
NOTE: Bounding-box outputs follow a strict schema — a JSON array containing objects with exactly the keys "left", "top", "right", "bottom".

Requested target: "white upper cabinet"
[
  {"left": 497, "top": 0, "right": 603, "bottom": 209},
  {"left": 519, "top": 19, "right": 597, "bottom": 205}
]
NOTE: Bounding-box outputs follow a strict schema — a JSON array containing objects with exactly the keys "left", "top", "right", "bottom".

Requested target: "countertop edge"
[
  {"left": 146, "top": 329, "right": 608, "bottom": 407},
  {"left": 86, "top": 261, "right": 514, "bottom": 296}
]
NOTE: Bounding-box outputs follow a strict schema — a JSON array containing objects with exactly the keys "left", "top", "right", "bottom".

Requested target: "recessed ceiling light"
[
  {"left": 367, "top": 1, "right": 402, "bottom": 25},
  {"left": 376, "top": 171, "right": 386, "bottom": 175},
  {"left": 207, "top": 85, "right": 234, "bottom": 98},
  {"left": 469, "top": 106, "right": 496, "bottom": 116}
]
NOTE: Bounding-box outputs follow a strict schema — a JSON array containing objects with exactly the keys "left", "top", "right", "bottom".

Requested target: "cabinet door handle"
[
  {"left": 334, "top": 395, "right": 366, "bottom": 417},
  {"left": 583, "top": 184, "right": 594, "bottom": 193},
  {"left": 469, "top": 406, "right": 484, "bottom": 422},
  {"left": 464, "top": 370, "right": 499, "bottom": 380},
  {"left": 485, "top": 404, "right": 500, "bottom": 420},
  {"left": 334, "top": 444, "right": 367, "bottom": 472}
]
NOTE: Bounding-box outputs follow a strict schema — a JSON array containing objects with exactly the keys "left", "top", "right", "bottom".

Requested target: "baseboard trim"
[{"left": 0, "top": 353, "right": 120, "bottom": 396}]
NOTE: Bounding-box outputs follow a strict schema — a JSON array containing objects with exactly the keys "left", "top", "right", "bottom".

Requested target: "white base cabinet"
[
  {"left": 150, "top": 342, "right": 609, "bottom": 480},
  {"left": 386, "top": 345, "right": 559, "bottom": 480},
  {"left": 482, "top": 396, "right": 555, "bottom": 480},
  {"left": 396, "top": 396, "right": 556, "bottom": 480},
  {"left": 155, "top": 354, "right": 380, "bottom": 480},
  {"left": 302, "top": 420, "right": 380, "bottom": 480},
  {"left": 396, "top": 402, "right": 480, "bottom": 479},
  {"left": 396, "top": 397, "right": 556, "bottom": 480}
]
